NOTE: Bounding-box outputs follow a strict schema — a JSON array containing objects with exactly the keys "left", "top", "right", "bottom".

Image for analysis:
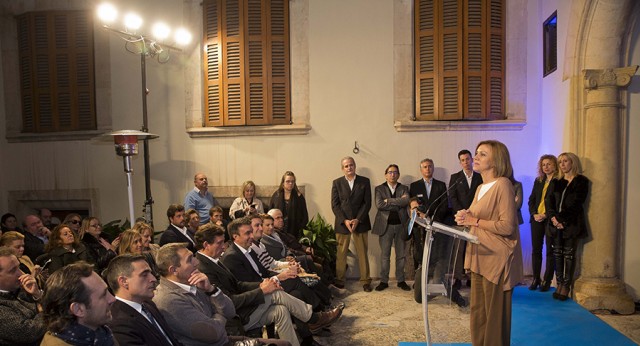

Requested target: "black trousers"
[{"left": 530, "top": 220, "right": 554, "bottom": 282}]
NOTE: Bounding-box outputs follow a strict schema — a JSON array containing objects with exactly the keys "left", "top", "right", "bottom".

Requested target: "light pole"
[{"left": 96, "top": 3, "right": 191, "bottom": 225}]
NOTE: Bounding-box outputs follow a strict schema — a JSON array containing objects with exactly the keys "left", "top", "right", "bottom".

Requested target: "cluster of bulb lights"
[{"left": 96, "top": 3, "right": 192, "bottom": 46}]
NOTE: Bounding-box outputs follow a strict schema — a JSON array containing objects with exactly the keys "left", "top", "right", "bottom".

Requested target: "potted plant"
[{"left": 299, "top": 214, "right": 337, "bottom": 263}]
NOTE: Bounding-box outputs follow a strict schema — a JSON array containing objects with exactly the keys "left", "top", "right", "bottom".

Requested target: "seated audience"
[
  {"left": 131, "top": 221, "right": 161, "bottom": 274},
  {"left": 79, "top": 217, "right": 116, "bottom": 273},
  {"left": 21, "top": 214, "right": 51, "bottom": 260},
  {"left": 186, "top": 208, "right": 201, "bottom": 239},
  {"left": 62, "top": 213, "right": 82, "bottom": 235},
  {"left": 229, "top": 181, "right": 265, "bottom": 220},
  {"left": 40, "top": 262, "right": 116, "bottom": 345},
  {"left": 195, "top": 224, "right": 339, "bottom": 346},
  {"left": 269, "top": 171, "right": 309, "bottom": 240},
  {"left": 160, "top": 204, "right": 196, "bottom": 253},
  {"left": 222, "top": 217, "right": 324, "bottom": 312},
  {"left": 41, "top": 224, "right": 90, "bottom": 274},
  {"left": 0, "top": 246, "right": 46, "bottom": 346},
  {"left": 105, "top": 254, "right": 183, "bottom": 346},
  {"left": 1, "top": 212, "right": 21, "bottom": 233}
]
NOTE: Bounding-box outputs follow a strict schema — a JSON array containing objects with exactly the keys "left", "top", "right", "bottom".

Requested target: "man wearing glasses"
[{"left": 372, "top": 164, "right": 411, "bottom": 292}]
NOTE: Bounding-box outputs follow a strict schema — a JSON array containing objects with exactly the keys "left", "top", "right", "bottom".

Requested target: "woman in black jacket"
[
  {"left": 270, "top": 171, "right": 309, "bottom": 240},
  {"left": 545, "top": 152, "right": 589, "bottom": 301},
  {"left": 79, "top": 217, "right": 116, "bottom": 273},
  {"left": 527, "top": 154, "right": 558, "bottom": 291}
]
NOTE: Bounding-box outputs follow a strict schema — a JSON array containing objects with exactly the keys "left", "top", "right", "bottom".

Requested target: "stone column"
[{"left": 573, "top": 66, "right": 638, "bottom": 314}]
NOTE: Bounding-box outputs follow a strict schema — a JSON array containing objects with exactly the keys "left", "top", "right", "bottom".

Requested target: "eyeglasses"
[
  {"left": 90, "top": 224, "right": 102, "bottom": 228},
  {"left": 386, "top": 171, "right": 399, "bottom": 175},
  {"left": 69, "top": 220, "right": 81, "bottom": 225}
]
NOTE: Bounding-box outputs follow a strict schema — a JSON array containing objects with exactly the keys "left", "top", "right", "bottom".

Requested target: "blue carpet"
[{"left": 399, "top": 286, "right": 636, "bottom": 346}]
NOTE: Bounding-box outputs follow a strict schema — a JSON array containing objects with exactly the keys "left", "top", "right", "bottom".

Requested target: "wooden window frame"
[
  {"left": 543, "top": 11, "right": 558, "bottom": 77},
  {"left": 414, "top": 0, "right": 505, "bottom": 121},
  {"left": 17, "top": 10, "right": 97, "bottom": 133},
  {"left": 203, "top": 0, "right": 291, "bottom": 127}
]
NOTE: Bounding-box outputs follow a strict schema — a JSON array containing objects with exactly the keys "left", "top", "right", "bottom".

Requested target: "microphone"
[{"left": 424, "top": 177, "right": 465, "bottom": 224}]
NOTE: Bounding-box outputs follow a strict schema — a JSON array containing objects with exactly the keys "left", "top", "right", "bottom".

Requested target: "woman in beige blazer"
[{"left": 455, "top": 140, "right": 523, "bottom": 346}]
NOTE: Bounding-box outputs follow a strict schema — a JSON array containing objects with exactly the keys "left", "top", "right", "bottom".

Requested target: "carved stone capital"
[{"left": 583, "top": 66, "right": 638, "bottom": 90}]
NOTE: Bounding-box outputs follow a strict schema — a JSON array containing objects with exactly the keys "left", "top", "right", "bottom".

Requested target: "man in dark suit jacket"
[
  {"left": 159, "top": 204, "right": 196, "bottom": 253},
  {"left": 105, "top": 254, "right": 183, "bottom": 346},
  {"left": 409, "top": 158, "right": 449, "bottom": 283},
  {"left": 372, "top": 164, "right": 410, "bottom": 291},
  {"left": 448, "top": 150, "right": 482, "bottom": 287},
  {"left": 331, "top": 156, "right": 372, "bottom": 291},
  {"left": 195, "top": 223, "right": 339, "bottom": 346}
]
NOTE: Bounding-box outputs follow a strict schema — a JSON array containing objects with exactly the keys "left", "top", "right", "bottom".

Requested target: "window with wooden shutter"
[
  {"left": 17, "top": 11, "right": 96, "bottom": 133},
  {"left": 204, "top": 0, "right": 290, "bottom": 127},
  {"left": 415, "top": 0, "right": 504, "bottom": 121}
]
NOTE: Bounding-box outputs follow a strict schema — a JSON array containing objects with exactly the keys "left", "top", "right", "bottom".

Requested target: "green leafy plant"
[
  {"left": 300, "top": 214, "right": 337, "bottom": 262},
  {"left": 100, "top": 219, "right": 130, "bottom": 240}
]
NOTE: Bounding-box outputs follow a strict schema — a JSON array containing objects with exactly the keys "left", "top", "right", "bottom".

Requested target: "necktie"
[{"left": 141, "top": 304, "right": 173, "bottom": 345}]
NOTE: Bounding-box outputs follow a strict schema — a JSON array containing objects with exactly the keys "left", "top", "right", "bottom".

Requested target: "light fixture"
[
  {"left": 152, "top": 22, "right": 171, "bottom": 41},
  {"left": 124, "top": 12, "right": 143, "bottom": 32},
  {"left": 96, "top": 2, "right": 191, "bottom": 225},
  {"left": 97, "top": 3, "right": 117, "bottom": 24}
]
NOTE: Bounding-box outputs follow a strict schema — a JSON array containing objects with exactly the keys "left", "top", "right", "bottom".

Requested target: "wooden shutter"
[
  {"left": 18, "top": 11, "right": 95, "bottom": 133},
  {"left": 416, "top": 0, "right": 504, "bottom": 121},
  {"left": 266, "top": 0, "right": 290, "bottom": 125},
  {"left": 487, "top": 0, "right": 504, "bottom": 119},
  {"left": 222, "top": 0, "right": 246, "bottom": 126},
  {"left": 204, "top": 0, "right": 224, "bottom": 126},
  {"left": 204, "top": 0, "right": 290, "bottom": 127}
]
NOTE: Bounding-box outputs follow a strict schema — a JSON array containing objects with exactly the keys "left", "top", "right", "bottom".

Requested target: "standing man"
[
  {"left": 372, "top": 164, "right": 411, "bottom": 291},
  {"left": 184, "top": 173, "right": 219, "bottom": 225},
  {"left": 448, "top": 149, "right": 482, "bottom": 288},
  {"left": 331, "top": 156, "right": 372, "bottom": 292},
  {"left": 409, "top": 158, "right": 448, "bottom": 283},
  {"left": 159, "top": 204, "right": 196, "bottom": 253},
  {"left": 40, "top": 262, "right": 117, "bottom": 345},
  {"left": 105, "top": 254, "right": 183, "bottom": 346}
]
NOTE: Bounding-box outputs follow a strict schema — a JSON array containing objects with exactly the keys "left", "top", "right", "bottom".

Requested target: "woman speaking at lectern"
[{"left": 454, "top": 140, "right": 523, "bottom": 346}]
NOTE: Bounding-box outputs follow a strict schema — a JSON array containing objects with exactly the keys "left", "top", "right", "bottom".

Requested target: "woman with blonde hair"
[
  {"left": 270, "top": 171, "right": 309, "bottom": 239},
  {"left": 131, "top": 221, "right": 161, "bottom": 276},
  {"left": 115, "top": 230, "right": 143, "bottom": 255},
  {"left": 545, "top": 152, "right": 589, "bottom": 301},
  {"left": 79, "top": 217, "right": 116, "bottom": 273},
  {"left": 229, "top": 180, "right": 265, "bottom": 219},
  {"left": 527, "top": 154, "right": 559, "bottom": 291},
  {"left": 1, "top": 231, "right": 39, "bottom": 276},
  {"left": 455, "top": 140, "right": 523, "bottom": 345}
]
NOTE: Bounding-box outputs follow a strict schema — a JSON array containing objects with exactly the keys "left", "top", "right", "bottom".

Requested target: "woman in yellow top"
[{"left": 455, "top": 140, "right": 523, "bottom": 346}]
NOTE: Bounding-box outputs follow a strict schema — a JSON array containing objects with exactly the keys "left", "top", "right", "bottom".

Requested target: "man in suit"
[
  {"left": 448, "top": 149, "right": 482, "bottom": 288},
  {"left": 196, "top": 223, "right": 338, "bottom": 346},
  {"left": 372, "top": 164, "right": 411, "bottom": 291},
  {"left": 331, "top": 156, "right": 372, "bottom": 291},
  {"left": 159, "top": 204, "right": 196, "bottom": 253},
  {"left": 409, "top": 158, "right": 449, "bottom": 283},
  {"left": 105, "top": 254, "right": 183, "bottom": 346},
  {"left": 21, "top": 214, "right": 51, "bottom": 260}
]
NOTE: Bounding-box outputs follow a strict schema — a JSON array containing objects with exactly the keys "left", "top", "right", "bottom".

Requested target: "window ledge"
[
  {"left": 187, "top": 123, "right": 312, "bottom": 138},
  {"left": 394, "top": 119, "right": 526, "bottom": 132},
  {"left": 6, "top": 129, "right": 111, "bottom": 143}
]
